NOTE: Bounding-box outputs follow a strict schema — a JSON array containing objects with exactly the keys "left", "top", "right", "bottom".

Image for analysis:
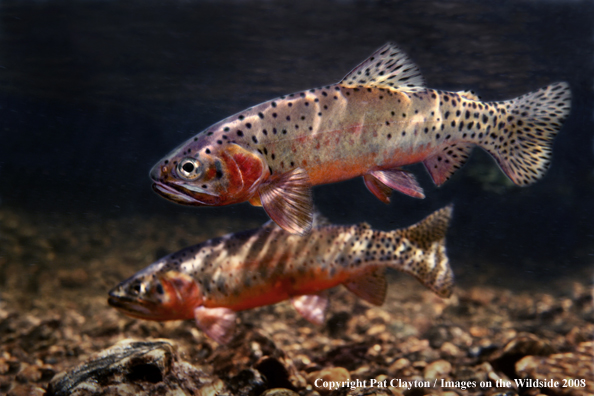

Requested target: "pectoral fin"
[
  {"left": 258, "top": 168, "right": 313, "bottom": 235},
  {"left": 249, "top": 194, "right": 263, "bottom": 207},
  {"left": 423, "top": 143, "right": 473, "bottom": 186},
  {"left": 291, "top": 293, "right": 329, "bottom": 325},
  {"left": 343, "top": 268, "right": 387, "bottom": 306},
  {"left": 366, "top": 169, "right": 425, "bottom": 201},
  {"left": 194, "top": 306, "right": 237, "bottom": 344}
]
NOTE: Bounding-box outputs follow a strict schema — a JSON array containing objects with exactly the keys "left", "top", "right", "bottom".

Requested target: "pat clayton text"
[{"left": 314, "top": 378, "right": 587, "bottom": 391}]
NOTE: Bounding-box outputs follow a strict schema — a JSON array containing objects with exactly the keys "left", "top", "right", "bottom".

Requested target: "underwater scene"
[{"left": 0, "top": 1, "right": 593, "bottom": 395}]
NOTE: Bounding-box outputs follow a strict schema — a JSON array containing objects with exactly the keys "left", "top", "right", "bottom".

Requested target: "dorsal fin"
[
  {"left": 340, "top": 43, "right": 425, "bottom": 92},
  {"left": 457, "top": 90, "right": 481, "bottom": 101}
]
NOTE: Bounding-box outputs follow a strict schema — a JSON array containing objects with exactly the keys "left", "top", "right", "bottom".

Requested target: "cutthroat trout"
[
  {"left": 108, "top": 206, "right": 453, "bottom": 344},
  {"left": 150, "top": 43, "right": 571, "bottom": 234}
]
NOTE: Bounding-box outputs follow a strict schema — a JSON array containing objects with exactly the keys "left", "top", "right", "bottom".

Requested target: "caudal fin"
[
  {"left": 484, "top": 82, "right": 571, "bottom": 185},
  {"left": 389, "top": 205, "right": 454, "bottom": 298}
]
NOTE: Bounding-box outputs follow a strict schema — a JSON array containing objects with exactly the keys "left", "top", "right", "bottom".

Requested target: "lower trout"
[
  {"left": 108, "top": 206, "right": 453, "bottom": 344},
  {"left": 149, "top": 43, "right": 571, "bottom": 234}
]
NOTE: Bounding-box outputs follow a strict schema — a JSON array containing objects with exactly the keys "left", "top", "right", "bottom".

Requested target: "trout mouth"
[
  {"left": 152, "top": 182, "right": 198, "bottom": 203},
  {"left": 152, "top": 181, "right": 221, "bottom": 206},
  {"left": 107, "top": 294, "right": 163, "bottom": 320}
]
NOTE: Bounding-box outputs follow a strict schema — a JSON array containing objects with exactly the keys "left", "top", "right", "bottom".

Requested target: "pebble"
[
  {"left": 388, "top": 358, "right": 410, "bottom": 372},
  {"left": 351, "top": 365, "right": 372, "bottom": 377},
  {"left": 439, "top": 341, "right": 460, "bottom": 357},
  {"left": 466, "top": 287, "right": 497, "bottom": 305},
  {"left": 412, "top": 360, "right": 426, "bottom": 369},
  {"left": 7, "top": 384, "right": 46, "bottom": 396},
  {"left": 0, "top": 358, "right": 20, "bottom": 375},
  {"left": 515, "top": 341, "right": 594, "bottom": 394},
  {"left": 423, "top": 359, "right": 452, "bottom": 381},
  {"left": 469, "top": 326, "right": 489, "bottom": 338},
  {"left": 366, "top": 324, "right": 386, "bottom": 337},
  {"left": 261, "top": 389, "right": 300, "bottom": 396},
  {"left": 367, "top": 344, "right": 382, "bottom": 357}
]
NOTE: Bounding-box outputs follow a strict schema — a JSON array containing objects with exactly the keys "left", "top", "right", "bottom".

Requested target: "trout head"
[
  {"left": 108, "top": 271, "right": 202, "bottom": 321},
  {"left": 150, "top": 139, "right": 269, "bottom": 207}
]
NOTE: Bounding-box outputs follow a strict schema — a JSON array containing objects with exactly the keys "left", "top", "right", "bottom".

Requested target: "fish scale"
[
  {"left": 150, "top": 42, "right": 571, "bottom": 234},
  {"left": 108, "top": 207, "right": 453, "bottom": 344}
]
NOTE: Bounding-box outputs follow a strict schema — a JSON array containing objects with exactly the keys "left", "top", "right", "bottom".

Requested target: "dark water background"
[{"left": 0, "top": 0, "right": 592, "bottom": 289}]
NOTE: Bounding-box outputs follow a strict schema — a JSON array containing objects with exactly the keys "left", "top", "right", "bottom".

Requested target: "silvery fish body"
[
  {"left": 109, "top": 207, "right": 453, "bottom": 344},
  {"left": 150, "top": 43, "right": 571, "bottom": 234}
]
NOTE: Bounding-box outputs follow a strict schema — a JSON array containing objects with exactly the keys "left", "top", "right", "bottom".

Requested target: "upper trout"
[
  {"left": 108, "top": 206, "right": 453, "bottom": 344},
  {"left": 150, "top": 43, "right": 571, "bottom": 234}
]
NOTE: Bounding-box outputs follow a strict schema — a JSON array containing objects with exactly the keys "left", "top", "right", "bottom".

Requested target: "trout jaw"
[
  {"left": 151, "top": 181, "right": 221, "bottom": 206},
  {"left": 107, "top": 294, "right": 161, "bottom": 320},
  {"left": 107, "top": 289, "right": 168, "bottom": 321}
]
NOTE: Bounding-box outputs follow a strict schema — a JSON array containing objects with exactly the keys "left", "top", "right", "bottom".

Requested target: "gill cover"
[
  {"left": 218, "top": 144, "right": 269, "bottom": 201},
  {"left": 155, "top": 271, "right": 202, "bottom": 321}
]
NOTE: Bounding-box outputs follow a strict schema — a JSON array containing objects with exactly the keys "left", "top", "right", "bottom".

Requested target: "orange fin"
[
  {"left": 423, "top": 143, "right": 473, "bottom": 186},
  {"left": 258, "top": 168, "right": 313, "bottom": 235},
  {"left": 363, "top": 174, "right": 393, "bottom": 204},
  {"left": 249, "top": 194, "right": 262, "bottom": 207},
  {"left": 367, "top": 169, "right": 425, "bottom": 200},
  {"left": 194, "top": 306, "right": 237, "bottom": 344},
  {"left": 344, "top": 268, "right": 387, "bottom": 306},
  {"left": 291, "top": 293, "right": 328, "bottom": 325}
]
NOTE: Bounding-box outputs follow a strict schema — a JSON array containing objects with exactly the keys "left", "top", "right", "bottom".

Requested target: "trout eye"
[
  {"left": 177, "top": 158, "right": 203, "bottom": 181},
  {"left": 130, "top": 282, "right": 145, "bottom": 295}
]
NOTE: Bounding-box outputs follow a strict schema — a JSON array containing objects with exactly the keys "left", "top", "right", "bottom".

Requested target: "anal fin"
[
  {"left": 366, "top": 168, "right": 425, "bottom": 201},
  {"left": 423, "top": 143, "right": 473, "bottom": 186},
  {"left": 291, "top": 293, "right": 329, "bottom": 325},
  {"left": 194, "top": 306, "right": 237, "bottom": 344},
  {"left": 343, "top": 268, "right": 387, "bottom": 306},
  {"left": 258, "top": 167, "right": 313, "bottom": 235}
]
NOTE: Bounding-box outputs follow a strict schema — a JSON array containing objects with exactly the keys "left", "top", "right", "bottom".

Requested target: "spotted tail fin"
[
  {"left": 483, "top": 82, "right": 571, "bottom": 185},
  {"left": 388, "top": 206, "right": 454, "bottom": 298}
]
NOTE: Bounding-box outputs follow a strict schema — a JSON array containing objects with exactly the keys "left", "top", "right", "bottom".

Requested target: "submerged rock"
[
  {"left": 515, "top": 341, "right": 594, "bottom": 396},
  {"left": 46, "top": 339, "right": 227, "bottom": 396}
]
